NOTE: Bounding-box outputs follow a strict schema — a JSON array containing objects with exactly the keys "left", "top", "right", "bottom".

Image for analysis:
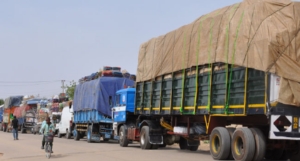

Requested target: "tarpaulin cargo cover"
[
  {"left": 136, "top": 0, "right": 300, "bottom": 106},
  {"left": 73, "top": 77, "right": 135, "bottom": 117},
  {"left": 4, "top": 96, "right": 23, "bottom": 109}
]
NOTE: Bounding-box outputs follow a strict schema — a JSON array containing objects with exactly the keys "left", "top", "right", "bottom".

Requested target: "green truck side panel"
[{"left": 136, "top": 65, "right": 266, "bottom": 116}]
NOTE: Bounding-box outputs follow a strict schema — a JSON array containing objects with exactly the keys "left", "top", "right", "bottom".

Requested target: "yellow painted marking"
[
  {"left": 212, "top": 106, "right": 224, "bottom": 108},
  {"left": 198, "top": 106, "right": 207, "bottom": 109},
  {"left": 173, "top": 107, "right": 181, "bottom": 110},
  {"left": 152, "top": 108, "right": 160, "bottom": 110},
  {"left": 271, "top": 102, "right": 278, "bottom": 107},
  {"left": 144, "top": 108, "right": 150, "bottom": 110},
  {"left": 248, "top": 104, "right": 265, "bottom": 108},
  {"left": 184, "top": 107, "right": 195, "bottom": 109},
  {"left": 162, "top": 107, "right": 170, "bottom": 110},
  {"left": 204, "top": 115, "right": 211, "bottom": 134},
  {"left": 229, "top": 105, "right": 244, "bottom": 108},
  {"left": 137, "top": 108, "right": 141, "bottom": 110}
]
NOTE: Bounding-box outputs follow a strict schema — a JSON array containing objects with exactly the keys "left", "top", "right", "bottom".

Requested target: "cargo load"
[
  {"left": 136, "top": 0, "right": 300, "bottom": 106},
  {"left": 3, "top": 96, "right": 23, "bottom": 109},
  {"left": 73, "top": 77, "right": 135, "bottom": 117}
]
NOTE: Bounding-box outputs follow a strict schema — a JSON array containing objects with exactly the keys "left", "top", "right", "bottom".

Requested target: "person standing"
[{"left": 11, "top": 116, "right": 19, "bottom": 140}]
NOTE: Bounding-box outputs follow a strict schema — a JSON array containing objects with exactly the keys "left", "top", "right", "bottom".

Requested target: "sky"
[{"left": 0, "top": 0, "right": 245, "bottom": 99}]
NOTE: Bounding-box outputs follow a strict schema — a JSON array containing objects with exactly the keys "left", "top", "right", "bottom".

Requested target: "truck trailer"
[
  {"left": 71, "top": 77, "right": 134, "bottom": 142},
  {"left": 110, "top": 1, "right": 300, "bottom": 161}
]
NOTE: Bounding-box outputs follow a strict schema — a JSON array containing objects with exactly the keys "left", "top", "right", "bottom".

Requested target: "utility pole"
[{"left": 61, "top": 80, "right": 66, "bottom": 93}]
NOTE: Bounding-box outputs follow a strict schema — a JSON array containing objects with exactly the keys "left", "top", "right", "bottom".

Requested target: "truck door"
[{"left": 113, "top": 94, "right": 126, "bottom": 122}]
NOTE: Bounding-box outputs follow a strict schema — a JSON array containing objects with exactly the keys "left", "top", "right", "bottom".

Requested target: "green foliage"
[
  {"left": 0, "top": 99, "right": 4, "bottom": 105},
  {"left": 66, "top": 80, "right": 76, "bottom": 100}
]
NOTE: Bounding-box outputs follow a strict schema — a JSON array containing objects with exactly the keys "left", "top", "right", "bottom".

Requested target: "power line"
[{"left": 0, "top": 82, "right": 60, "bottom": 86}]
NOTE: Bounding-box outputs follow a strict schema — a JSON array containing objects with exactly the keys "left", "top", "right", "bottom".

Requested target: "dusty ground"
[{"left": 0, "top": 131, "right": 213, "bottom": 161}]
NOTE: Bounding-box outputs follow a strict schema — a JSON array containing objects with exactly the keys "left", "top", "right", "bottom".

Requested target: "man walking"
[{"left": 11, "top": 116, "right": 19, "bottom": 140}]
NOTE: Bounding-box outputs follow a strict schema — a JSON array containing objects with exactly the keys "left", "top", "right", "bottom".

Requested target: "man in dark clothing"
[{"left": 11, "top": 116, "right": 19, "bottom": 140}]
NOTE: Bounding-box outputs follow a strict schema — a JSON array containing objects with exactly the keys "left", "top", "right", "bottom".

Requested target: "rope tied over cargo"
[
  {"left": 194, "top": 14, "right": 209, "bottom": 115},
  {"left": 225, "top": 10, "right": 245, "bottom": 115}
]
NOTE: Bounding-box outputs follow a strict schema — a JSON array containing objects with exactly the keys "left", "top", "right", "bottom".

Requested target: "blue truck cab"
[{"left": 112, "top": 88, "right": 135, "bottom": 122}]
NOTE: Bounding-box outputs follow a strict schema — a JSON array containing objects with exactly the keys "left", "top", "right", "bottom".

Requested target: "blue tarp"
[
  {"left": 27, "top": 99, "right": 41, "bottom": 105},
  {"left": 73, "top": 77, "right": 135, "bottom": 117}
]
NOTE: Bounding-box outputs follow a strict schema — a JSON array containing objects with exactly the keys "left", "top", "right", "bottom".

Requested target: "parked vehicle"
[
  {"left": 57, "top": 106, "right": 72, "bottom": 138},
  {"left": 2, "top": 96, "right": 23, "bottom": 132},
  {"left": 19, "top": 99, "right": 41, "bottom": 133},
  {"left": 72, "top": 77, "right": 134, "bottom": 142}
]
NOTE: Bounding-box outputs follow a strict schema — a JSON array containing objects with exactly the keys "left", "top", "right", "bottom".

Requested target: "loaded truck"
[
  {"left": 107, "top": 1, "right": 300, "bottom": 161},
  {"left": 2, "top": 96, "right": 23, "bottom": 132},
  {"left": 19, "top": 98, "right": 41, "bottom": 133},
  {"left": 71, "top": 77, "right": 134, "bottom": 142}
]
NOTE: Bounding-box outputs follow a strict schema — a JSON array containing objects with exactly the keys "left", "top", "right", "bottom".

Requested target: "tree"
[
  {"left": 66, "top": 80, "right": 76, "bottom": 100},
  {"left": 0, "top": 99, "right": 4, "bottom": 105}
]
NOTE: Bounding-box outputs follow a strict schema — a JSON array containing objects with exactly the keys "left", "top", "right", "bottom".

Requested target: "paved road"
[{"left": 0, "top": 131, "right": 214, "bottom": 161}]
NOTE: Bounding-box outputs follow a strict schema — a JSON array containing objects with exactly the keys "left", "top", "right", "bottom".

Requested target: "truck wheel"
[
  {"left": 119, "top": 126, "right": 129, "bottom": 147},
  {"left": 74, "top": 126, "right": 80, "bottom": 141},
  {"left": 189, "top": 145, "right": 199, "bottom": 151},
  {"left": 66, "top": 130, "right": 71, "bottom": 139},
  {"left": 179, "top": 137, "right": 188, "bottom": 150},
  {"left": 140, "top": 126, "right": 152, "bottom": 149},
  {"left": 58, "top": 130, "right": 62, "bottom": 138},
  {"left": 3, "top": 126, "right": 6, "bottom": 132},
  {"left": 226, "top": 127, "right": 236, "bottom": 160},
  {"left": 231, "top": 128, "right": 255, "bottom": 161},
  {"left": 87, "top": 126, "right": 92, "bottom": 143},
  {"left": 210, "top": 127, "right": 231, "bottom": 160},
  {"left": 250, "top": 128, "right": 266, "bottom": 161}
]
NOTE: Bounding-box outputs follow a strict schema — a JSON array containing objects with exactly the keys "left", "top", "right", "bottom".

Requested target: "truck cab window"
[{"left": 115, "top": 95, "right": 120, "bottom": 107}]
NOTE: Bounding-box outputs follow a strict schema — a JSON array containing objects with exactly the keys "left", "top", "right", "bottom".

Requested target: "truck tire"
[
  {"left": 226, "top": 127, "right": 236, "bottom": 160},
  {"left": 140, "top": 126, "right": 152, "bottom": 149},
  {"left": 231, "top": 128, "right": 255, "bottom": 161},
  {"left": 210, "top": 127, "right": 231, "bottom": 160},
  {"left": 119, "top": 126, "right": 129, "bottom": 147},
  {"left": 3, "top": 126, "right": 6, "bottom": 132},
  {"left": 58, "top": 130, "right": 62, "bottom": 138},
  {"left": 66, "top": 130, "right": 72, "bottom": 139},
  {"left": 74, "top": 126, "right": 80, "bottom": 141},
  {"left": 250, "top": 128, "right": 266, "bottom": 161},
  {"left": 179, "top": 137, "right": 188, "bottom": 150},
  {"left": 87, "top": 126, "right": 92, "bottom": 143}
]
